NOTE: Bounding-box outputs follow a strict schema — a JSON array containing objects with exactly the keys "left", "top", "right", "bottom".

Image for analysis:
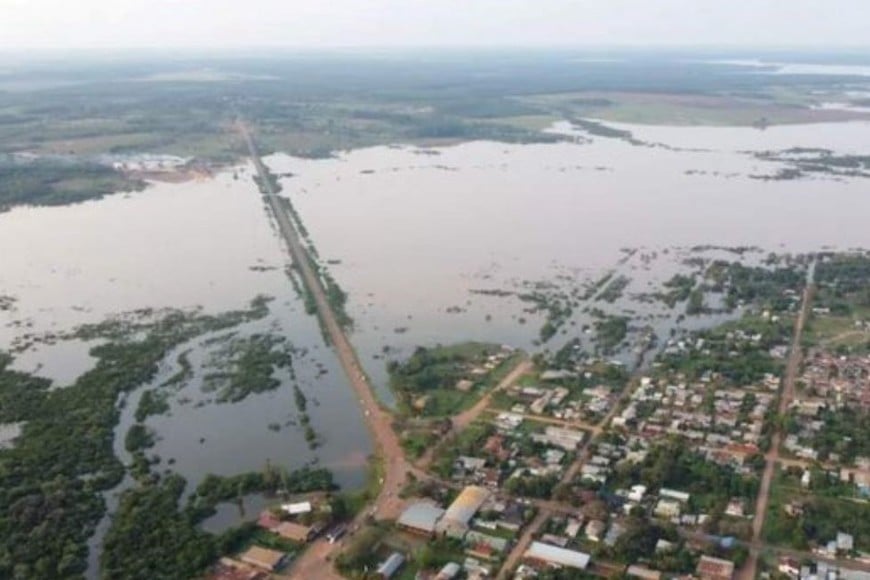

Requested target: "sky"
[{"left": 0, "top": 0, "right": 867, "bottom": 51}]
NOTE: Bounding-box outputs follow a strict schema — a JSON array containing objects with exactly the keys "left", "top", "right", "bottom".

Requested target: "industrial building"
[
  {"left": 523, "top": 541, "right": 591, "bottom": 571},
  {"left": 397, "top": 502, "right": 446, "bottom": 536},
  {"left": 435, "top": 485, "right": 490, "bottom": 538}
]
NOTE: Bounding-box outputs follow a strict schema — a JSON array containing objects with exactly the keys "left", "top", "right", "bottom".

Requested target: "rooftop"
[
  {"left": 524, "top": 541, "right": 591, "bottom": 570},
  {"left": 398, "top": 502, "right": 445, "bottom": 533}
]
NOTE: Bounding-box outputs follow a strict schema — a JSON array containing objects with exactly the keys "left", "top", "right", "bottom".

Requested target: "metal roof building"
[
  {"left": 442, "top": 486, "right": 489, "bottom": 525},
  {"left": 281, "top": 501, "right": 311, "bottom": 515},
  {"left": 376, "top": 552, "right": 405, "bottom": 579},
  {"left": 436, "top": 562, "right": 461, "bottom": 579},
  {"left": 524, "top": 542, "right": 591, "bottom": 570},
  {"left": 397, "top": 502, "right": 445, "bottom": 535},
  {"left": 436, "top": 485, "right": 490, "bottom": 538}
]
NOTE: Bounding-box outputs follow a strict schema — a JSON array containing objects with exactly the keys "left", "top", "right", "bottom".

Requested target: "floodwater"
[
  {"left": 2, "top": 117, "right": 870, "bottom": 572},
  {"left": 0, "top": 166, "right": 372, "bottom": 575},
  {"left": 265, "top": 120, "right": 870, "bottom": 393}
]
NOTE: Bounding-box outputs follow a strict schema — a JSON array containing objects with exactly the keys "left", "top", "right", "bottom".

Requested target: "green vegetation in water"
[
  {"left": 124, "top": 423, "right": 156, "bottom": 453},
  {"left": 387, "top": 342, "right": 514, "bottom": 417},
  {"left": 0, "top": 296, "right": 272, "bottom": 579},
  {"left": 569, "top": 118, "right": 644, "bottom": 145},
  {"left": 201, "top": 333, "right": 294, "bottom": 404},
  {"left": 101, "top": 466, "right": 336, "bottom": 579},
  {"left": 597, "top": 274, "right": 631, "bottom": 303},
  {"left": 187, "top": 464, "right": 336, "bottom": 521},
  {"left": 814, "top": 251, "right": 870, "bottom": 315},
  {"left": 277, "top": 194, "right": 310, "bottom": 239},
  {"left": 101, "top": 474, "right": 217, "bottom": 580},
  {"left": 135, "top": 388, "right": 170, "bottom": 422},
  {"left": 658, "top": 314, "right": 792, "bottom": 386},
  {"left": 292, "top": 384, "right": 318, "bottom": 449},
  {"left": 517, "top": 289, "right": 573, "bottom": 343},
  {"left": 133, "top": 349, "right": 193, "bottom": 422},
  {"left": 159, "top": 349, "right": 193, "bottom": 389},
  {"left": 252, "top": 165, "right": 282, "bottom": 194},
  {"left": 658, "top": 274, "right": 695, "bottom": 308},
  {"left": 685, "top": 286, "right": 708, "bottom": 315},
  {"left": 752, "top": 148, "right": 870, "bottom": 180},
  {"left": 0, "top": 157, "right": 145, "bottom": 211},
  {"left": 581, "top": 272, "right": 614, "bottom": 301},
  {"left": 705, "top": 259, "right": 806, "bottom": 311},
  {"left": 322, "top": 269, "right": 353, "bottom": 330},
  {"left": 593, "top": 314, "right": 629, "bottom": 355}
]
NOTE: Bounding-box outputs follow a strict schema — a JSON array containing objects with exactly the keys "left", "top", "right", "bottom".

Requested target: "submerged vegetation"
[
  {"left": 0, "top": 297, "right": 271, "bottom": 579},
  {"left": 102, "top": 466, "right": 335, "bottom": 579},
  {"left": 201, "top": 333, "right": 294, "bottom": 404},
  {"left": 753, "top": 148, "right": 870, "bottom": 180},
  {"left": 593, "top": 314, "right": 630, "bottom": 355}
]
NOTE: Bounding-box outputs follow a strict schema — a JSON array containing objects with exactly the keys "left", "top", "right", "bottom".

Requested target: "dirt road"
[
  {"left": 239, "top": 122, "right": 410, "bottom": 579},
  {"left": 740, "top": 284, "right": 814, "bottom": 580},
  {"left": 497, "top": 510, "right": 549, "bottom": 580},
  {"left": 416, "top": 358, "right": 532, "bottom": 471}
]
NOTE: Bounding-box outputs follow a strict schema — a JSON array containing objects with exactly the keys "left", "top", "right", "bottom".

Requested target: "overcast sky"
[{"left": 0, "top": 0, "right": 867, "bottom": 51}]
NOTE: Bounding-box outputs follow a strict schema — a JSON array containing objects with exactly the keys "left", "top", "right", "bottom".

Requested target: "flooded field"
[
  {"left": 0, "top": 166, "right": 372, "bottom": 571},
  {"left": 2, "top": 116, "right": 870, "bottom": 572},
  {"left": 266, "top": 120, "right": 870, "bottom": 394}
]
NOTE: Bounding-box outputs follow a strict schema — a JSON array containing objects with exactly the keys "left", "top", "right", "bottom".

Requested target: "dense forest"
[
  {"left": 0, "top": 298, "right": 271, "bottom": 579},
  {"left": 0, "top": 158, "right": 143, "bottom": 211}
]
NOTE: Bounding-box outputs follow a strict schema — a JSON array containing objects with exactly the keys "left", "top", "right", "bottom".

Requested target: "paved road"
[
  {"left": 740, "top": 284, "right": 814, "bottom": 580},
  {"left": 239, "top": 122, "right": 410, "bottom": 579}
]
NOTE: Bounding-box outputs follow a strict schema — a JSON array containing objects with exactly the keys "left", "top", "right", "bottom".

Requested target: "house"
[
  {"left": 725, "top": 498, "right": 745, "bottom": 518},
  {"left": 604, "top": 522, "right": 626, "bottom": 547},
  {"left": 240, "top": 547, "right": 288, "bottom": 572},
  {"left": 435, "top": 562, "right": 462, "bottom": 579},
  {"left": 465, "top": 531, "right": 509, "bottom": 555},
  {"left": 627, "top": 565, "right": 663, "bottom": 580},
  {"left": 281, "top": 501, "right": 312, "bottom": 515},
  {"left": 398, "top": 502, "right": 445, "bottom": 536},
  {"left": 837, "top": 532, "right": 855, "bottom": 552},
  {"left": 458, "top": 456, "right": 487, "bottom": 471},
  {"left": 540, "top": 534, "right": 569, "bottom": 548},
  {"left": 778, "top": 557, "right": 800, "bottom": 578},
  {"left": 275, "top": 522, "right": 314, "bottom": 543},
  {"left": 456, "top": 379, "right": 475, "bottom": 392},
  {"left": 523, "top": 542, "right": 591, "bottom": 571},
  {"left": 585, "top": 519, "right": 606, "bottom": 542},
  {"left": 564, "top": 518, "right": 583, "bottom": 538},
  {"left": 376, "top": 552, "right": 405, "bottom": 579},
  {"left": 654, "top": 499, "right": 682, "bottom": 519},
  {"left": 256, "top": 510, "right": 281, "bottom": 531},
  {"left": 208, "top": 558, "right": 268, "bottom": 580},
  {"left": 696, "top": 555, "right": 735, "bottom": 580},
  {"left": 496, "top": 502, "right": 525, "bottom": 532},
  {"left": 628, "top": 485, "right": 647, "bottom": 502},
  {"left": 660, "top": 488, "right": 690, "bottom": 503}
]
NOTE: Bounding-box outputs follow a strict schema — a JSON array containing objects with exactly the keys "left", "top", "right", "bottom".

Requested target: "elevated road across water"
[{"left": 238, "top": 121, "right": 410, "bottom": 579}]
